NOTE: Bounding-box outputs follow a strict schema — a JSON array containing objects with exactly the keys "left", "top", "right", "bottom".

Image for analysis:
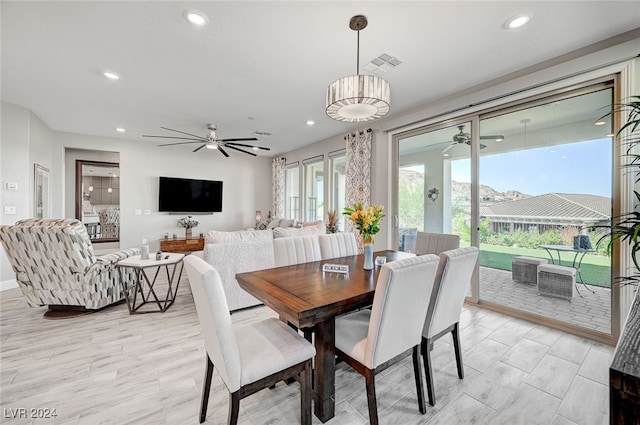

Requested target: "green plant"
[{"left": 595, "top": 96, "right": 640, "bottom": 286}]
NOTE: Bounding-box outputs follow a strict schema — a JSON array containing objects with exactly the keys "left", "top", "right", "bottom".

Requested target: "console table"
[
  {"left": 160, "top": 237, "right": 204, "bottom": 253},
  {"left": 610, "top": 290, "right": 640, "bottom": 424}
]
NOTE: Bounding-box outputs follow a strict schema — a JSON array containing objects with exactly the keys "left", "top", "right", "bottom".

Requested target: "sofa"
[{"left": 200, "top": 222, "right": 358, "bottom": 311}]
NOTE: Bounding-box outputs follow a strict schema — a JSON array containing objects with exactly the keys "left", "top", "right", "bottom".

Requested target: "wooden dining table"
[{"left": 236, "top": 249, "right": 413, "bottom": 422}]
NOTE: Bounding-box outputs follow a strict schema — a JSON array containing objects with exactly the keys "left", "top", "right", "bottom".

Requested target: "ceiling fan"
[
  {"left": 143, "top": 124, "right": 270, "bottom": 157},
  {"left": 440, "top": 125, "right": 504, "bottom": 154}
]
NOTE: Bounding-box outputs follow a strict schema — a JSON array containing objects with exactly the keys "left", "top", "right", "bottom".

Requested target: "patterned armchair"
[
  {"left": 98, "top": 208, "right": 119, "bottom": 239},
  {"left": 0, "top": 218, "right": 138, "bottom": 314}
]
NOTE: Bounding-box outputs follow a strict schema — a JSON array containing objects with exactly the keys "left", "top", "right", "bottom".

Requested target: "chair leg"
[
  {"left": 452, "top": 322, "right": 464, "bottom": 379},
  {"left": 200, "top": 355, "right": 214, "bottom": 423},
  {"left": 412, "top": 345, "right": 427, "bottom": 414},
  {"left": 300, "top": 360, "right": 312, "bottom": 425},
  {"left": 364, "top": 369, "right": 379, "bottom": 425},
  {"left": 228, "top": 391, "right": 240, "bottom": 425},
  {"left": 421, "top": 337, "right": 436, "bottom": 406}
]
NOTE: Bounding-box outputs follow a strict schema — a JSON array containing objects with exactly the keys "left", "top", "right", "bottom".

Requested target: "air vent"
[
  {"left": 363, "top": 53, "right": 403, "bottom": 75},
  {"left": 253, "top": 130, "right": 273, "bottom": 137}
]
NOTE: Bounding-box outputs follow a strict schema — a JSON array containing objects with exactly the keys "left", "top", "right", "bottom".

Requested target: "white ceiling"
[{"left": 2, "top": 1, "right": 639, "bottom": 157}]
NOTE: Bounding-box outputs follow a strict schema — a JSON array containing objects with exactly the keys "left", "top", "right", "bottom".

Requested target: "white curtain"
[
  {"left": 272, "top": 157, "right": 286, "bottom": 218},
  {"left": 345, "top": 128, "right": 372, "bottom": 252}
]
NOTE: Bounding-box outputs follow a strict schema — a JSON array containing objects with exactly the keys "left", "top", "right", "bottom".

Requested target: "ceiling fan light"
[{"left": 206, "top": 143, "right": 217, "bottom": 150}]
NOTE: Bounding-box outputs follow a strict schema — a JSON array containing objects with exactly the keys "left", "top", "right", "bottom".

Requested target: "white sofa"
[{"left": 200, "top": 224, "right": 358, "bottom": 311}]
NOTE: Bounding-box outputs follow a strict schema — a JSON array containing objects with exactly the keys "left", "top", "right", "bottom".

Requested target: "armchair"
[{"left": 0, "top": 218, "right": 139, "bottom": 317}]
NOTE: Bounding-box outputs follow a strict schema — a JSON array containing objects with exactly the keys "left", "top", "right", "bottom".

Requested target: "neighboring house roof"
[{"left": 481, "top": 193, "right": 611, "bottom": 222}]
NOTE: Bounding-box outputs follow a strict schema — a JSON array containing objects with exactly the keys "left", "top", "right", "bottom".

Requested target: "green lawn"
[{"left": 460, "top": 241, "right": 611, "bottom": 288}]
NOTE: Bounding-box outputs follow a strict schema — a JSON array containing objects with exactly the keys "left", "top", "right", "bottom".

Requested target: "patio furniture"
[
  {"left": 537, "top": 263, "right": 575, "bottom": 300},
  {"left": 539, "top": 244, "right": 595, "bottom": 295},
  {"left": 512, "top": 256, "right": 548, "bottom": 285}
]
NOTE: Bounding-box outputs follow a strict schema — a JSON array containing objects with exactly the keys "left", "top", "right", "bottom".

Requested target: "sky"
[{"left": 451, "top": 138, "right": 613, "bottom": 197}]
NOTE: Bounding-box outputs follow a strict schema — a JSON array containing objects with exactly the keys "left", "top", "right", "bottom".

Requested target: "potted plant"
[
  {"left": 177, "top": 215, "right": 199, "bottom": 239},
  {"left": 597, "top": 96, "right": 640, "bottom": 287},
  {"left": 326, "top": 210, "right": 340, "bottom": 234},
  {"left": 343, "top": 203, "right": 385, "bottom": 270}
]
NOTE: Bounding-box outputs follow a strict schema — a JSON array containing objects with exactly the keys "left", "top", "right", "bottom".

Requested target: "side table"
[{"left": 117, "top": 253, "right": 185, "bottom": 314}]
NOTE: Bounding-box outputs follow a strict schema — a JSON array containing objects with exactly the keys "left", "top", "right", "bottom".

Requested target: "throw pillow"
[{"left": 272, "top": 221, "right": 325, "bottom": 238}]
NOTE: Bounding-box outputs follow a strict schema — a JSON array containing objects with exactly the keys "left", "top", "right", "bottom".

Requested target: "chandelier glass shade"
[
  {"left": 325, "top": 15, "right": 390, "bottom": 122},
  {"left": 326, "top": 75, "right": 390, "bottom": 122}
]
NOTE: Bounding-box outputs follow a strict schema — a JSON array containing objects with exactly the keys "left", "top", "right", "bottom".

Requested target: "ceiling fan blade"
[
  {"left": 193, "top": 144, "right": 207, "bottom": 152},
  {"left": 225, "top": 142, "right": 270, "bottom": 150},
  {"left": 159, "top": 126, "right": 207, "bottom": 139},
  {"left": 158, "top": 141, "right": 206, "bottom": 146},
  {"left": 225, "top": 145, "right": 257, "bottom": 156},
  {"left": 480, "top": 142, "right": 487, "bottom": 149},
  {"left": 217, "top": 145, "right": 230, "bottom": 157},
  {"left": 218, "top": 137, "right": 258, "bottom": 142},
  {"left": 145, "top": 135, "right": 205, "bottom": 141},
  {"left": 441, "top": 144, "right": 455, "bottom": 154},
  {"left": 480, "top": 134, "right": 505, "bottom": 141}
]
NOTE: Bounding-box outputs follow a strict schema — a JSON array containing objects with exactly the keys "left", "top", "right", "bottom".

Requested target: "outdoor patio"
[{"left": 479, "top": 266, "right": 611, "bottom": 334}]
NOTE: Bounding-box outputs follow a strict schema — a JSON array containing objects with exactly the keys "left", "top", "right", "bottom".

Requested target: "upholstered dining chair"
[
  {"left": 273, "top": 235, "right": 322, "bottom": 267},
  {"left": 421, "top": 246, "right": 478, "bottom": 406},
  {"left": 183, "top": 255, "right": 315, "bottom": 425},
  {"left": 318, "top": 232, "right": 358, "bottom": 259},
  {"left": 414, "top": 232, "right": 460, "bottom": 256},
  {"left": 0, "top": 218, "right": 138, "bottom": 318},
  {"left": 334, "top": 254, "right": 441, "bottom": 425}
]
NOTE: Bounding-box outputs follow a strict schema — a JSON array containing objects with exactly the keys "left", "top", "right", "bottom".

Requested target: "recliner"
[{"left": 0, "top": 218, "right": 138, "bottom": 316}]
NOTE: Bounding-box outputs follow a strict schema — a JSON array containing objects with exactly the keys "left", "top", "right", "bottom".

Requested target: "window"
[
  {"left": 330, "top": 152, "right": 346, "bottom": 230},
  {"left": 285, "top": 164, "right": 299, "bottom": 220},
  {"left": 304, "top": 158, "right": 324, "bottom": 222}
]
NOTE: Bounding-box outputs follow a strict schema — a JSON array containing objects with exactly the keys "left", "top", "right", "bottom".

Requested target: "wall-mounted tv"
[{"left": 158, "top": 176, "right": 223, "bottom": 214}]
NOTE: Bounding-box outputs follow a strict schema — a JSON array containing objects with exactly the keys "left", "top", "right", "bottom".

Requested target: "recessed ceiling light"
[
  {"left": 183, "top": 9, "right": 209, "bottom": 26},
  {"left": 103, "top": 71, "right": 120, "bottom": 80},
  {"left": 607, "top": 133, "right": 615, "bottom": 137},
  {"left": 116, "top": 127, "right": 126, "bottom": 133},
  {"left": 594, "top": 120, "right": 606, "bottom": 126},
  {"left": 443, "top": 153, "right": 450, "bottom": 157},
  {"left": 504, "top": 13, "right": 532, "bottom": 29},
  {"left": 306, "top": 120, "right": 315, "bottom": 126}
]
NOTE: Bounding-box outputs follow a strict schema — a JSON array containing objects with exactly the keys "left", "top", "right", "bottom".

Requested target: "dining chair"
[
  {"left": 421, "top": 246, "right": 478, "bottom": 406},
  {"left": 334, "top": 254, "right": 441, "bottom": 425},
  {"left": 183, "top": 255, "right": 316, "bottom": 425},
  {"left": 414, "top": 232, "right": 460, "bottom": 256},
  {"left": 318, "top": 232, "right": 358, "bottom": 259},
  {"left": 273, "top": 235, "right": 322, "bottom": 267}
]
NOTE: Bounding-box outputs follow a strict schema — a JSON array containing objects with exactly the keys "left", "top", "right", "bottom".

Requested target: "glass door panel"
[
  {"left": 397, "top": 122, "right": 472, "bottom": 253},
  {"left": 478, "top": 87, "right": 613, "bottom": 335}
]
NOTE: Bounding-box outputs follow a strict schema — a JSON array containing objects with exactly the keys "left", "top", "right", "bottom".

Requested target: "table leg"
[{"left": 313, "top": 318, "right": 335, "bottom": 422}]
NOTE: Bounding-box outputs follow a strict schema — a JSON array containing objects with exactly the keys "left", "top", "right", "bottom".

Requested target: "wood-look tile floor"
[{"left": 0, "top": 276, "right": 613, "bottom": 425}]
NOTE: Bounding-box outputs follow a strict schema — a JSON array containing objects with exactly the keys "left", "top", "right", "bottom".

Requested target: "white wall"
[
  {"left": 1, "top": 107, "right": 271, "bottom": 286},
  {"left": 52, "top": 131, "right": 272, "bottom": 253},
  {"left": 1, "top": 102, "right": 54, "bottom": 286}
]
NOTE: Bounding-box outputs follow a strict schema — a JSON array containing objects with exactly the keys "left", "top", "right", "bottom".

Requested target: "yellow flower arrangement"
[{"left": 343, "top": 203, "right": 385, "bottom": 244}]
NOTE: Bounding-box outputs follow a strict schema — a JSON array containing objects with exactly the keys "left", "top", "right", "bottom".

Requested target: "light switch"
[
  {"left": 134, "top": 209, "right": 142, "bottom": 216},
  {"left": 4, "top": 206, "right": 17, "bottom": 214},
  {"left": 143, "top": 209, "right": 151, "bottom": 215},
  {"left": 4, "top": 182, "right": 18, "bottom": 190}
]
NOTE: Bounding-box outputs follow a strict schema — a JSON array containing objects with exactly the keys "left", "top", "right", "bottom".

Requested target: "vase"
[
  {"left": 363, "top": 242, "right": 374, "bottom": 270},
  {"left": 185, "top": 228, "right": 192, "bottom": 239}
]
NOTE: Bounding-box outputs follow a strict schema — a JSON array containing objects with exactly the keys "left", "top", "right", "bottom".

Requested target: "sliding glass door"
[
  {"left": 394, "top": 80, "right": 616, "bottom": 338},
  {"left": 478, "top": 84, "right": 613, "bottom": 334}
]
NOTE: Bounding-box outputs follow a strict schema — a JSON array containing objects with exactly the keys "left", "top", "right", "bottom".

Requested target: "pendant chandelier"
[{"left": 326, "top": 15, "right": 390, "bottom": 122}]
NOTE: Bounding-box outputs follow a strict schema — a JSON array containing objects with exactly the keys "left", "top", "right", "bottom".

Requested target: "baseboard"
[{"left": 1, "top": 279, "right": 18, "bottom": 291}]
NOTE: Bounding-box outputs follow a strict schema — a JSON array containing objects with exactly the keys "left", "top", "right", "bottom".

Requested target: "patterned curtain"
[
  {"left": 345, "top": 128, "right": 373, "bottom": 252},
  {"left": 272, "top": 157, "right": 286, "bottom": 218}
]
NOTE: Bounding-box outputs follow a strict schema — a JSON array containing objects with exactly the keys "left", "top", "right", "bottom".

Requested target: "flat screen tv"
[{"left": 158, "top": 176, "right": 223, "bottom": 213}]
